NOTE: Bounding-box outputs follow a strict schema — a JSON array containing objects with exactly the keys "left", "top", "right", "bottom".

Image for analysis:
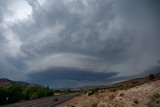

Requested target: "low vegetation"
[
  {"left": 57, "top": 73, "right": 160, "bottom": 107},
  {"left": 149, "top": 92, "right": 160, "bottom": 102},
  {"left": 84, "top": 73, "right": 159, "bottom": 97},
  {"left": 0, "top": 86, "right": 76, "bottom": 106},
  {"left": 87, "top": 88, "right": 99, "bottom": 96},
  {"left": 148, "top": 92, "right": 160, "bottom": 107},
  {"left": 0, "top": 86, "right": 53, "bottom": 105},
  {"left": 133, "top": 98, "right": 139, "bottom": 104}
]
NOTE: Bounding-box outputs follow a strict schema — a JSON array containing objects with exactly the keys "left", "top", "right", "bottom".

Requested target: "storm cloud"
[{"left": 0, "top": 0, "right": 160, "bottom": 88}]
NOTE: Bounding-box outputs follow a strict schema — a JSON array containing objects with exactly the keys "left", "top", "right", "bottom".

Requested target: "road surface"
[{"left": 2, "top": 93, "right": 81, "bottom": 107}]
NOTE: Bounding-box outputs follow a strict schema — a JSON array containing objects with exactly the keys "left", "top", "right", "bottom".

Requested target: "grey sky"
[{"left": 0, "top": 0, "right": 160, "bottom": 88}]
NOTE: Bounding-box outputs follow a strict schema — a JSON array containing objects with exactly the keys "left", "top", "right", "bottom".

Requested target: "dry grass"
[
  {"left": 149, "top": 92, "right": 160, "bottom": 102},
  {"left": 57, "top": 73, "right": 160, "bottom": 107}
]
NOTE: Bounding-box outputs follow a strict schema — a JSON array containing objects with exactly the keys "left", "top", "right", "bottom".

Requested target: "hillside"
[
  {"left": 57, "top": 72, "right": 160, "bottom": 107},
  {"left": 0, "top": 78, "right": 40, "bottom": 88},
  {"left": 0, "top": 78, "right": 53, "bottom": 106},
  {"left": 0, "top": 78, "right": 80, "bottom": 106}
]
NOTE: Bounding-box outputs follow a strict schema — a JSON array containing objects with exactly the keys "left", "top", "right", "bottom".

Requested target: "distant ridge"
[
  {"left": 75, "top": 72, "right": 160, "bottom": 91},
  {"left": 0, "top": 78, "right": 41, "bottom": 88}
]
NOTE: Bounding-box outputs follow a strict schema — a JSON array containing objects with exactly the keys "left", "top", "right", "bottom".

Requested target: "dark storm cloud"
[
  {"left": 0, "top": 28, "right": 7, "bottom": 44},
  {"left": 0, "top": 1, "right": 9, "bottom": 22},
  {"left": 28, "top": 67, "right": 118, "bottom": 81},
  {"left": 0, "top": 0, "right": 160, "bottom": 88},
  {"left": 5, "top": 56, "right": 27, "bottom": 70},
  {"left": 142, "top": 64, "right": 160, "bottom": 75},
  {"left": 0, "top": 1, "right": 11, "bottom": 78},
  {"left": 0, "top": 0, "right": 10, "bottom": 46},
  {"left": 27, "top": 67, "right": 118, "bottom": 88},
  {"left": 11, "top": 0, "right": 133, "bottom": 65}
]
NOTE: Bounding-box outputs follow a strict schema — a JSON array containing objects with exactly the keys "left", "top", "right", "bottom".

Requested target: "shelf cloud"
[{"left": 0, "top": 0, "right": 160, "bottom": 88}]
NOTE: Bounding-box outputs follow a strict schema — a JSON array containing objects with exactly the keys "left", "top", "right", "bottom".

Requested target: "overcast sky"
[{"left": 0, "top": 0, "right": 160, "bottom": 88}]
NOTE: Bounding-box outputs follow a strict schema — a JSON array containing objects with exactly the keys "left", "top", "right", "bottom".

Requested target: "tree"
[
  {"left": 149, "top": 74, "right": 156, "bottom": 80},
  {"left": 47, "top": 85, "right": 49, "bottom": 89},
  {"left": 0, "top": 88, "right": 7, "bottom": 105},
  {"left": 7, "top": 86, "right": 22, "bottom": 103}
]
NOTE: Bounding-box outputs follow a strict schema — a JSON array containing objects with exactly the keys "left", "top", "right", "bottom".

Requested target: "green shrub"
[
  {"left": 0, "top": 88, "right": 8, "bottom": 105},
  {"left": 0, "top": 86, "right": 24, "bottom": 105},
  {"left": 62, "top": 89, "right": 72, "bottom": 94},
  {"left": 22, "top": 87, "right": 38, "bottom": 100},
  {"left": 0, "top": 86, "right": 54, "bottom": 106},
  {"left": 7, "top": 86, "right": 23, "bottom": 103},
  {"left": 30, "top": 92, "right": 39, "bottom": 100},
  {"left": 149, "top": 92, "right": 160, "bottom": 102}
]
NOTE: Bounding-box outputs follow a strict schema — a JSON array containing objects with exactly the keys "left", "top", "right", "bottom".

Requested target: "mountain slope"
[
  {"left": 58, "top": 72, "right": 160, "bottom": 107},
  {"left": 0, "top": 78, "right": 40, "bottom": 88}
]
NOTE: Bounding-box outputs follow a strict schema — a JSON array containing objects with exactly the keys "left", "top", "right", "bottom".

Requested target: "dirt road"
[{"left": 2, "top": 93, "right": 81, "bottom": 107}]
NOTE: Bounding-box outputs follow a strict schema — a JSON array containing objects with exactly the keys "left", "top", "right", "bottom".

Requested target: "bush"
[
  {"left": 0, "top": 86, "right": 24, "bottom": 105},
  {"left": 119, "top": 93, "right": 124, "bottom": 97},
  {"left": 22, "top": 87, "right": 38, "bottom": 100},
  {"left": 88, "top": 91, "right": 94, "bottom": 96},
  {"left": 149, "top": 74, "right": 156, "bottom": 80},
  {"left": 22, "top": 87, "right": 54, "bottom": 100},
  {"left": 62, "top": 89, "right": 72, "bottom": 94},
  {"left": 133, "top": 98, "right": 139, "bottom": 104},
  {"left": 0, "top": 86, "right": 54, "bottom": 106},
  {"left": 30, "top": 92, "right": 39, "bottom": 100},
  {"left": 8, "top": 86, "right": 23, "bottom": 103},
  {"left": 0, "top": 88, "right": 8, "bottom": 105},
  {"left": 149, "top": 92, "right": 160, "bottom": 102},
  {"left": 87, "top": 88, "right": 99, "bottom": 96}
]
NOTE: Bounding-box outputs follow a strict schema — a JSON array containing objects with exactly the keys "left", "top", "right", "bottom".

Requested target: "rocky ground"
[{"left": 57, "top": 80, "right": 160, "bottom": 107}]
